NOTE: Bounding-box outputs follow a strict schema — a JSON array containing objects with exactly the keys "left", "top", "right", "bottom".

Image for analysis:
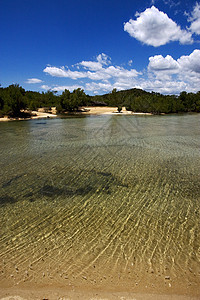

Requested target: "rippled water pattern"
[{"left": 0, "top": 114, "right": 200, "bottom": 294}]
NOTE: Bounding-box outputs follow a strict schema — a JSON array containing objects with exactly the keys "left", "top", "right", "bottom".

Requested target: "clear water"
[{"left": 0, "top": 114, "right": 200, "bottom": 295}]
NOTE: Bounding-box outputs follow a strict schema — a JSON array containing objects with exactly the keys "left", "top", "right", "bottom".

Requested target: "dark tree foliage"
[
  {"left": 59, "top": 88, "right": 88, "bottom": 112},
  {"left": 0, "top": 85, "right": 89, "bottom": 117},
  {"left": 0, "top": 84, "right": 26, "bottom": 117},
  {"left": 0, "top": 84, "right": 199, "bottom": 118},
  {"left": 99, "top": 89, "right": 200, "bottom": 114}
]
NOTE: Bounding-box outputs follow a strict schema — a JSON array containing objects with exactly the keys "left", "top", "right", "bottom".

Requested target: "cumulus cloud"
[
  {"left": 105, "top": 66, "right": 140, "bottom": 78},
  {"left": 88, "top": 70, "right": 111, "bottom": 80},
  {"left": 97, "top": 53, "right": 111, "bottom": 65},
  {"left": 149, "top": 49, "right": 200, "bottom": 74},
  {"left": 43, "top": 66, "right": 86, "bottom": 79},
  {"left": 188, "top": 2, "right": 200, "bottom": 35},
  {"left": 26, "top": 78, "right": 43, "bottom": 84},
  {"left": 124, "top": 6, "right": 193, "bottom": 46},
  {"left": 148, "top": 55, "right": 179, "bottom": 72},
  {"left": 78, "top": 61, "right": 103, "bottom": 71},
  {"left": 42, "top": 50, "right": 200, "bottom": 95},
  {"left": 86, "top": 77, "right": 141, "bottom": 93},
  {"left": 177, "top": 49, "right": 200, "bottom": 73},
  {"left": 77, "top": 53, "right": 111, "bottom": 71},
  {"left": 41, "top": 84, "right": 52, "bottom": 90},
  {"left": 43, "top": 53, "right": 140, "bottom": 82},
  {"left": 147, "top": 49, "right": 200, "bottom": 93},
  {"left": 113, "top": 78, "right": 139, "bottom": 91},
  {"left": 41, "top": 84, "right": 84, "bottom": 92},
  {"left": 86, "top": 82, "right": 112, "bottom": 92},
  {"left": 52, "top": 85, "right": 84, "bottom": 92},
  {"left": 140, "top": 79, "right": 189, "bottom": 94},
  {"left": 42, "top": 53, "right": 140, "bottom": 93}
]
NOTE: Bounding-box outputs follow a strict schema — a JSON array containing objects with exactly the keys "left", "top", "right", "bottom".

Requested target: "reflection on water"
[{"left": 0, "top": 114, "right": 200, "bottom": 295}]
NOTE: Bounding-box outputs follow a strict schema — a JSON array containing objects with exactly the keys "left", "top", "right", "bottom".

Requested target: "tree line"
[
  {"left": 0, "top": 84, "right": 200, "bottom": 118},
  {"left": 99, "top": 88, "right": 200, "bottom": 114}
]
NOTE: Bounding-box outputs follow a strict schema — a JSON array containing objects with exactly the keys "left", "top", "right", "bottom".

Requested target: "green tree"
[
  {"left": 109, "top": 88, "right": 125, "bottom": 111},
  {"left": 0, "top": 89, "right": 4, "bottom": 110},
  {"left": 59, "top": 88, "right": 87, "bottom": 112},
  {"left": 5, "top": 84, "right": 26, "bottom": 116},
  {"left": 60, "top": 89, "right": 71, "bottom": 111}
]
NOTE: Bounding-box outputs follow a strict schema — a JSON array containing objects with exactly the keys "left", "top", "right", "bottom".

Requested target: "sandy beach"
[
  {"left": 80, "top": 106, "right": 152, "bottom": 115},
  {"left": 0, "top": 107, "right": 153, "bottom": 122},
  {"left": 0, "top": 258, "right": 199, "bottom": 300},
  {"left": 80, "top": 106, "right": 132, "bottom": 115},
  {"left": 0, "top": 286, "right": 199, "bottom": 300},
  {"left": 0, "top": 111, "right": 57, "bottom": 122}
]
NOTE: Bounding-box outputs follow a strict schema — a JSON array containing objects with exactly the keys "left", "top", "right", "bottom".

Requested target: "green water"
[{"left": 0, "top": 114, "right": 200, "bottom": 294}]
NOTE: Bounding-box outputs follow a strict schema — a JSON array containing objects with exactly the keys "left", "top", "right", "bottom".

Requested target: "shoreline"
[
  {"left": 0, "top": 111, "right": 57, "bottom": 122},
  {"left": 0, "top": 286, "right": 199, "bottom": 300},
  {"left": 80, "top": 106, "right": 152, "bottom": 115},
  {"left": 1, "top": 271, "right": 199, "bottom": 300},
  {"left": 0, "top": 107, "right": 153, "bottom": 122}
]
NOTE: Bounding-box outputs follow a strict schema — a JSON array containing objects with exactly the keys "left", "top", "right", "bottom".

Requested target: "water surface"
[{"left": 0, "top": 114, "right": 200, "bottom": 296}]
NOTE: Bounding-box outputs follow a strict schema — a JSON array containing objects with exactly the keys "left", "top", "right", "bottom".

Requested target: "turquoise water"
[{"left": 0, "top": 114, "right": 200, "bottom": 294}]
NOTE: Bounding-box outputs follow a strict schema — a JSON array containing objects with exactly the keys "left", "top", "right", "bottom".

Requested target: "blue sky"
[{"left": 0, "top": 0, "right": 200, "bottom": 95}]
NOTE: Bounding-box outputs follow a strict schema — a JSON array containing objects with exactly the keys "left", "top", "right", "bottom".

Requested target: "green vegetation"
[
  {"left": 0, "top": 84, "right": 27, "bottom": 118},
  {"left": 58, "top": 88, "right": 88, "bottom": 112},
  {"left": 0, "top": 84, "right": 200, "bottom": 118},
  {"left": 101, "top": 89, "right": 200, "bottom": 114}
]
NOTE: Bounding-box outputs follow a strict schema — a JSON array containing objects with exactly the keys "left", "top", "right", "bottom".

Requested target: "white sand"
[
  {"left": 0, "top": 111, "right": 57, "bottom": 122},
  {"left": 0, "top": 107, "right": 153, "bottom": 122},
  {"left": 81, "top": 107, "right": 152, "bottom": 115}
]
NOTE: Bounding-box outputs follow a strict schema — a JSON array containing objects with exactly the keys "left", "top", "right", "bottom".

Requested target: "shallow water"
[{"left": 0, "top": 114, "right": 200, "bottom": 295}]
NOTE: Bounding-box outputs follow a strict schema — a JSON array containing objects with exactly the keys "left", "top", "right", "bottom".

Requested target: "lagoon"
[{"left": 0, "top": 114, "right": 200, "bottom": 298}]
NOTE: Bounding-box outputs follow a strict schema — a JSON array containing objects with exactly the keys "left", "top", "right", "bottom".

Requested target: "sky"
[{"left": 0, "top": 0, "right": 200, "bottom": 95}]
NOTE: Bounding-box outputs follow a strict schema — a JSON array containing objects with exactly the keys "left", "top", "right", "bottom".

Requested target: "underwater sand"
[{"left": 0, "top": 114, "right": 200, "bottom": 298}]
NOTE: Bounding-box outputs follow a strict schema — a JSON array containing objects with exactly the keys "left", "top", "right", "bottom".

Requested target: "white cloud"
[
  {"left": 148, "top": 50, "right": 200, "bottom": 74},
  {"left": 113, "top": 78, "right": 139, "bottom": 91},
  {"left": 148, "top": 54, "right": 179, "bottom": 72},
  {"left": 140, "top": 79, "right": 189, "bottom": 94},
  {"left": 124, "top": 6, "right": 193, "bottom": 46},
  {"left": 41, "top": 84, "right": 52, "bottom": 90},
  {"left": 43, "top": 54, "right": 140, "bottom": 82},
  {"left": 43, "top": 66, "right": 86, "bottom": 79},
  {"left": 52, "top": 85, "right": 84, "bottom": 92},
  {"left": 26, "top": 78, "right": 43, "bottom": 84},
  {"left": 177, "top": 49, "right": 200, "bottom": 73},
  {"left": 188, "top": 2, "right": 200, "bottom": 35},
  {"left": 97, "top": 53, "right": 111, "bottom": 65},
  {"left": 104, "top": 66, "right": 140, "bottom": 78},
  {"left": 87, "top": 70, "right": 111, "bottom": 80},
  {"left": 86, "top": 82, "right": 112, "bottom": 92},
  {"left": 41, "top": 84, "right": 84, "bottom": 92},
  {"left": 86, "top": 77, "right": 140, "bottom": 93},
  {"left": 147, "top": 50, "right": 200, "bottom": 93},
  {"left": 77, "top": 53, "right": 111, "bottom": 72},
  {"left": 42, "top": 50, "right": 200, "bottom": 96},
  {"left": 79, "top": 61, "right": 102, "bottom": 71}
]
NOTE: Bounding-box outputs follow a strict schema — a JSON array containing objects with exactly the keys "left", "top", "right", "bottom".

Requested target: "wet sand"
[{"left": 0, "top": 286, "right": 199, "bottom": 300}]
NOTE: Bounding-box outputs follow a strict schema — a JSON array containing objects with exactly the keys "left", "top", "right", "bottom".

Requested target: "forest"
[{"left": 0, "top": 84, "right": 200, "bottom": 118}]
